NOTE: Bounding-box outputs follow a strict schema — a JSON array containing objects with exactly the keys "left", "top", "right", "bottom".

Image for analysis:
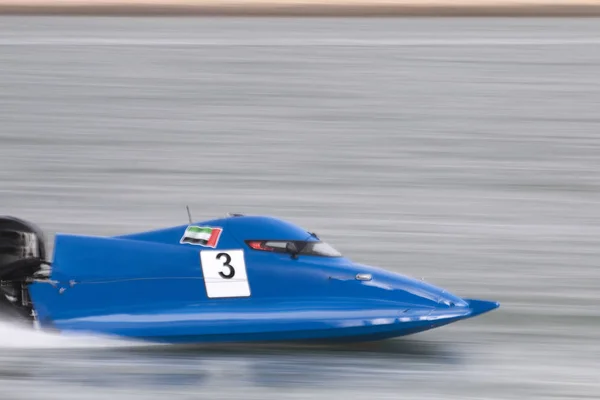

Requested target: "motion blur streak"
[{"left": 0, "top": 17, "right": 599, "bottom": 400}]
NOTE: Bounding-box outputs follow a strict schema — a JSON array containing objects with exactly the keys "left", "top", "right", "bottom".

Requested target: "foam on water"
[{"left": 0, "top": 320, "right": 149, "bottom": 349}]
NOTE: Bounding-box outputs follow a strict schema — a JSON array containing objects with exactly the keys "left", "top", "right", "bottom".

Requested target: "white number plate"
[{"left": 199, "top": 249, "right": 251, "bottom": 298}]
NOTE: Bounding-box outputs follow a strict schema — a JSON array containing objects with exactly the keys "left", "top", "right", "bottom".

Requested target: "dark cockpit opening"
[{"left": 245, "top": 240, "right": 342, "bottom": 257}]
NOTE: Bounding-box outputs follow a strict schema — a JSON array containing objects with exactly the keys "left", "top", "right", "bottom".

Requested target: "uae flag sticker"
[{"left": 180, "top": 226, "right": 223, "bottom": 248}]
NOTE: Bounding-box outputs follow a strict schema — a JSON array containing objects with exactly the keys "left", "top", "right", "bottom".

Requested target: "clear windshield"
[{"left": 298, "top": 241, "right": 342, "bottom": 257}]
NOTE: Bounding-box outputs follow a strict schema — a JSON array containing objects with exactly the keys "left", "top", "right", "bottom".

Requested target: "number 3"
[
  {"left": 216, "top": 252, "right": 235, "bottom": 279},
  {"left": 200, "top": 249, "right": 250, "bottom": 298}
]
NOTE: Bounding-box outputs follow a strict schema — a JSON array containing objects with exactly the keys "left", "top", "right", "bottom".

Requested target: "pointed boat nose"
[{"left": 463, "top": 298, "right": 500, "bottom": 317}]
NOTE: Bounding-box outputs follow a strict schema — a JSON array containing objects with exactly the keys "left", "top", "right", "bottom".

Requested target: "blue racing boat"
[{"left": 0, "top": 214, "right": 498, "bottom": 343}]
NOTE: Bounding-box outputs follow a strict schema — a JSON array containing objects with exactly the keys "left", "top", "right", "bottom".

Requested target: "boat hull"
[{"left": 32, "top": 296, "right": 498, "bottom": 344}]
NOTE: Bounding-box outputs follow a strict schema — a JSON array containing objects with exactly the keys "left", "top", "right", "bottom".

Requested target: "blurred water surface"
[{"left": 0, "top": 17, "right": 599, "bottom": 400}]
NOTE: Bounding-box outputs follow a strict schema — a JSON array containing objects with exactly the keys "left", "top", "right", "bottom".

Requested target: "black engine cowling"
[
  {"left": 0, "top": 216, "right": 46, "bottom": 323},
  {"left": 0, "top": 216, "right": 46, "bottom": 281}
]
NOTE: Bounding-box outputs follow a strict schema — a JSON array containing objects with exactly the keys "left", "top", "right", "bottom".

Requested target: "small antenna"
[{"left": 186, "top": 205, "right": 193, "bottom": 224}]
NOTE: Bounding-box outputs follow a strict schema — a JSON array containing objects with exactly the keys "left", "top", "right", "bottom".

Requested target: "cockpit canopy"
[{"left": 222, "top": 215, "right": 342, "bottom": 257}]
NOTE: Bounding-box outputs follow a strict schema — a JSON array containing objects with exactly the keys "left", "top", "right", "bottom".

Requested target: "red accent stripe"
[
  {"left": 247, "top": 241, "right": 275, "bottom": 251},
  {"left": 247, "top": 241, "right": 263, "bottom": 250},
  {"left": 206, "top": 228, "right": 222, "bottom": 247}
]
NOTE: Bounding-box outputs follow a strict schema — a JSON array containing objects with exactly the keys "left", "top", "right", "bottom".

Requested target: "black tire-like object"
[{"left": 0, "top": 216, "right": 46, "bottom": 281}]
